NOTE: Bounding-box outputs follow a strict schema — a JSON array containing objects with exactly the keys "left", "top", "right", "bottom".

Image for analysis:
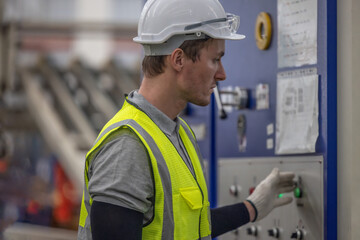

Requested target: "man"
[{"left": 77, "top": 0, "right": 295, "bottom": 239}]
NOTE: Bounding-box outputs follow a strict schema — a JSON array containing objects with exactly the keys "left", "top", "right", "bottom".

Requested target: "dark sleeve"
[
  {"left": 210, "top": 202, "right": 250, "bottom": 238},
  {"left": 91, "top": 200, "right": 144, "bottom": 240}
]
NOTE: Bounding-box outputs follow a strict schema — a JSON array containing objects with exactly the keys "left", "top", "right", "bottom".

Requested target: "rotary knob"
[
  {"left": 268, "top": 227, "right": 280, "bottom": 238},
  {"left": 290, "top": 229, "right": 304, "bottom": 240},
  {"left": 246, "top": 225, "right": 258, "bottom": 236},
  {"left": 229, "top": 184, "right": 242, "bottom": 197}
]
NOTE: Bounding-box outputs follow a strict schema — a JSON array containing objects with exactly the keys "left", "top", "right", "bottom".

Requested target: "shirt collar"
[{"left": 127, "top": 90, "right": 178, "bottom": 136}]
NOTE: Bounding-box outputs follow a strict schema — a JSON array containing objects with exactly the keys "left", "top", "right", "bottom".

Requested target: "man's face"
[{"left": 179, "top": 39, "right": 226, "bottom": 106}]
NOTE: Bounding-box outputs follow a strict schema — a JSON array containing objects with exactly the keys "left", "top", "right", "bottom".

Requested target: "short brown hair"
[{"left": 142, "top": 37, "right": 212, "bottom": 78}]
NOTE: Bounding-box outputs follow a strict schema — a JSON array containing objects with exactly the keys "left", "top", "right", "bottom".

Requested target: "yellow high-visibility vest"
[{"left": 78, "top": 98, "right": 211, "bottom": 240}]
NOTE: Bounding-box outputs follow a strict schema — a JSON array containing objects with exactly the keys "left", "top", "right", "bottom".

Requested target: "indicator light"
[
  {"left": 294, "top": 187, "right": 302, "bottom": 198},
  {"left": 278, "top": 193, "right": 284, "bottom": 198}
]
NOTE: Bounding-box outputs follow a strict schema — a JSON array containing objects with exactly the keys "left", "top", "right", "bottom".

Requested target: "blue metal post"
[
  {"left": 209, "top": 95, "right": 217, "bottom": 208},
  {"left": 325, "top": 0, "right": 337, "bottom": 239}
]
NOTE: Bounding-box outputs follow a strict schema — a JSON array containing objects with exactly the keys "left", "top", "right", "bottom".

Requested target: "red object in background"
[
  {"left": 0, "top": 160, "right": 8, "bottom": 173},
  {"left": 20, "top": 36, "right": 73, "bottom": 52},
  {"left": 27, "top": 200, "right": 40, "bottom": 215},
  {"left": 53, "top": 162, "right": 77, "bottom": 225},
  {"left": 249, "top": 187, "right": 256, "bottom": 195}
]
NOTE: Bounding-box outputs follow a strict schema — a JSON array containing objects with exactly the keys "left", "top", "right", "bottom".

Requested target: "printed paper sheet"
[
  {"left": 278, "top": 0, "right": 318, "bottom": 68},
  {"left": 276, "top": 69, "right": 319, "bottom": 154}
]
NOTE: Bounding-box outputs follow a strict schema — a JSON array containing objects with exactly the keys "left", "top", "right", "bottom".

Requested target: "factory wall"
[{"left": 337, "top": 0, "right": 360, "bottom": 239}]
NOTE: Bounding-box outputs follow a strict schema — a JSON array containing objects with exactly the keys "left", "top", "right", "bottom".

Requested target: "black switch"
[
  {"left": 290, "top": 229, "right": 303, "bottom": 240},
  {"left": 246, "top": 226, "right": 257, "bottom": 236},
  {"left": 268, "top": 228, "right": 280, "bottom": 238}
]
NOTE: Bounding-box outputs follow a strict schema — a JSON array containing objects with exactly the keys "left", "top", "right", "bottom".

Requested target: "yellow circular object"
[{"left": 255, "top": 12, "right": 272, "bottom": 50}]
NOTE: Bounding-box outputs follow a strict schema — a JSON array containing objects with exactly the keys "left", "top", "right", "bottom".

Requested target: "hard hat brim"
[{"left": 133, "top": 33, "right": 246, "bottom": 44}]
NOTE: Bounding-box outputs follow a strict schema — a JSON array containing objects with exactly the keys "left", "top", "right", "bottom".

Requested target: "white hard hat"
[{"left": 133, "top": 0, "right": 246, "bottom": 56}]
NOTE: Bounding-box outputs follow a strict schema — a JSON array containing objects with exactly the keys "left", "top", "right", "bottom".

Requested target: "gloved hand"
[{"left": 246, "top": 168, "right": 295, "bottom": 222}]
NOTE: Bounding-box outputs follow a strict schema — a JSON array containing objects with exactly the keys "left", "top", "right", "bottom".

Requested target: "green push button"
[
  {"left": 278, "top": 193, "right": 284, "bottom": 198},
  {"left": 294, "top": 187, "right": 302, "bottom": 198}
]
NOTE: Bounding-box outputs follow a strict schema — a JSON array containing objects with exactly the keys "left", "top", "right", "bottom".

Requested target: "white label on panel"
[
  {"left": 256, "top": 83, "right": 270, "bottom": 110},
  {"left": 266, "top": 138, "right": 274, "bottom": 149},
  {"left": 267, "top": 123, "right": 274, "bottom": 135}
]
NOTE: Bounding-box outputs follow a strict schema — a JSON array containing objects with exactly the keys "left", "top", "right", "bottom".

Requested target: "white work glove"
[{"left": 246, "top": 168, "right": 295, "bottom": 222}]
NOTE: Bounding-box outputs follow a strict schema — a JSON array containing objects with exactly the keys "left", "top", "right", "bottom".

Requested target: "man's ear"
[{"left": 169, "top": 48, "right": 185, "bottom": 72}]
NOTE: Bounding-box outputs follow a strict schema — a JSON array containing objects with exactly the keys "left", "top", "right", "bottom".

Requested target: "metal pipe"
[{"left": 213, "top": 86, "right": 227, "bottom": 119}]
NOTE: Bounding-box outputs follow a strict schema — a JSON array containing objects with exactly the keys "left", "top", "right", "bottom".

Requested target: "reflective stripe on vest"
[{"left": 78, "top": 99, "right": 211, "bottom": 239}]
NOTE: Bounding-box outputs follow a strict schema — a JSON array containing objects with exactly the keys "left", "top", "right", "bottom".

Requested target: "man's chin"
[{"left": 190, "top": 98, "right": 211, "bottom": 107}]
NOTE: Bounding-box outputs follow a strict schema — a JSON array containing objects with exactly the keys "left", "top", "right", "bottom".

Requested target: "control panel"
[{"left": 217, "top": 156, "right": 323, "bottom": 240}]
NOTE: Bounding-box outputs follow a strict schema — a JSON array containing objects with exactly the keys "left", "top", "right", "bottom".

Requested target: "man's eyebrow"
[{"left": 218, "top": 51, "right": 225, "bottom": 57}]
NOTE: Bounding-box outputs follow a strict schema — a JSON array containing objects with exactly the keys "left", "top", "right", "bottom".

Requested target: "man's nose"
[{"left": 216, "top": 62, "right": 226, "bottom": 81}]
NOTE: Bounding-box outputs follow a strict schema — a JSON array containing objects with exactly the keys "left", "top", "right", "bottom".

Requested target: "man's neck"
[{"left": 139, "top": 75, "right": 186, "bottom": 120}]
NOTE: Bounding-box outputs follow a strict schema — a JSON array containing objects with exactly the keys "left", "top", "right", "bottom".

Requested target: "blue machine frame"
[
  {"left": 177, "top": 0, "right": 337, "bottom": 238},
  {"left": 207, "top": 0, "right": 337, "bottom": 239}
]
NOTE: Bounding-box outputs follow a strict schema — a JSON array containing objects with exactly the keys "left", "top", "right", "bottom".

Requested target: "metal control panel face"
[{"left": 217, "top": 156, "right": 323, "bottom": 240}]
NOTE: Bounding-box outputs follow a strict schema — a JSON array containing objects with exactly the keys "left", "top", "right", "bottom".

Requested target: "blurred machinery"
[
  {"left": 0, "top": 1, "right": 142, "bottom": 238},
  {"left": 18, "top": 54, "right": 141, "bottom": 198}
]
